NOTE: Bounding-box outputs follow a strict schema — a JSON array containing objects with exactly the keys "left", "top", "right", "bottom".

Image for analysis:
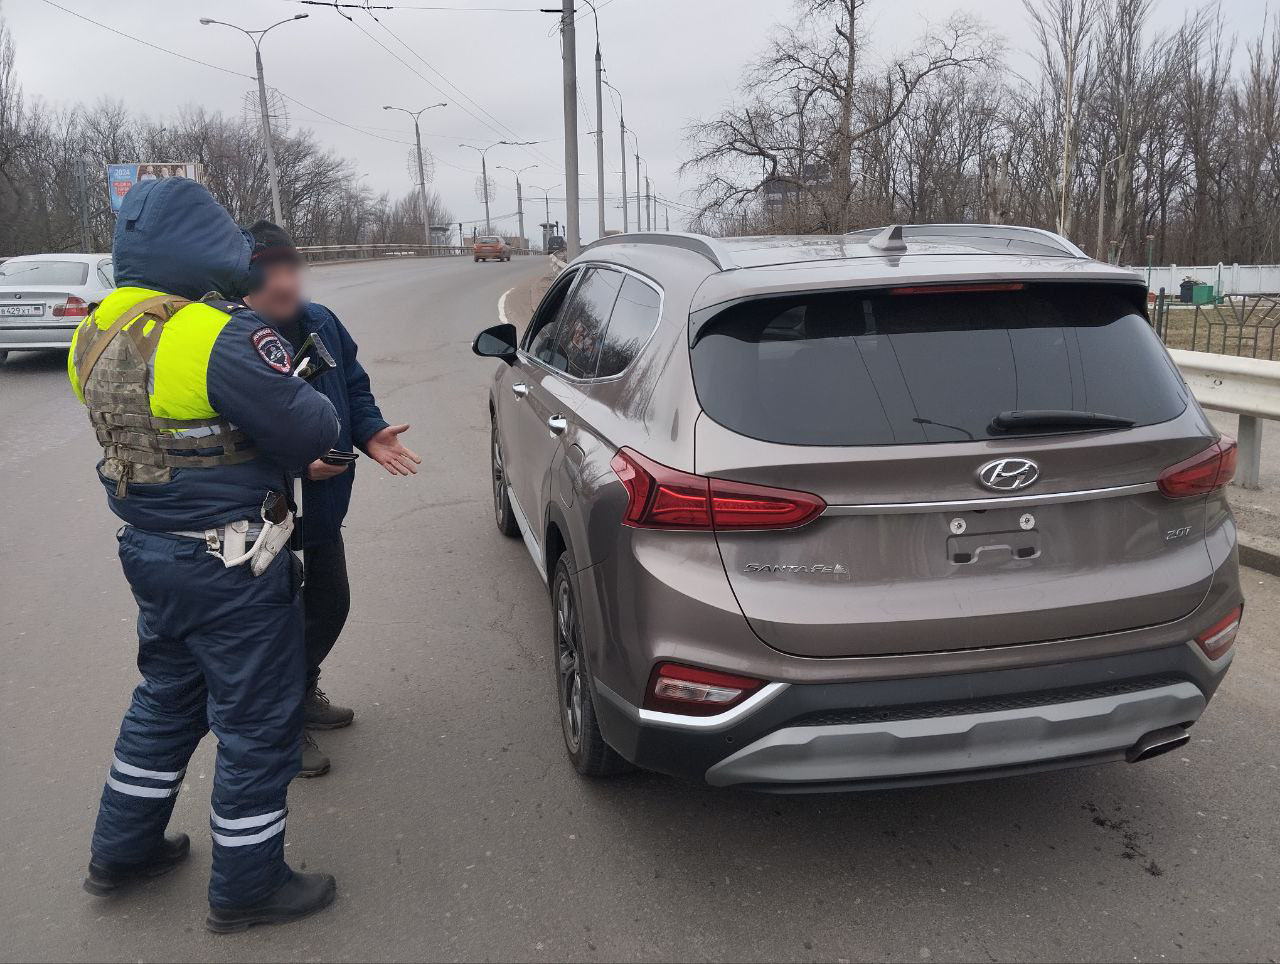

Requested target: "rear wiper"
[{"left": 989, "top": 409, "right": 1136, "bottom": 434}]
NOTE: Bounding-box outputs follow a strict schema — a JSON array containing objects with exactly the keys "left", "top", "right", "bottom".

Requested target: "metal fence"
[
  {"left": 296, "top": 243, "right": 534, "bottom": 263},
  {"left": 1131, "top": 263, "right": 1280, "bottom": 296},
  {"left": 1153, "top": 292, "right": 1280, "bottom": 361}
]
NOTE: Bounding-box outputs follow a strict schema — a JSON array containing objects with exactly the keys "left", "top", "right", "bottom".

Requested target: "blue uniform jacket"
[
  {"left": 100, "top": 178, "right": 340, "bottom": 531},
  {"left": 283, "top": 303, "right": 389, "bottom": 547}
]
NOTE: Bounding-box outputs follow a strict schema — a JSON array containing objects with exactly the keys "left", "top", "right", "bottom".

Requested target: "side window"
[
  {"left": 97, "top": 260, "right": 114, "bottom": 288},
  {"left": 524, "top": 269, "right": 578, "bottom": 363},
  {"left": 596, "top": 275, "right": 662, "bottom": 377},
  {"left": 550, "top": 267, "right": 623, "bottom": 378}
]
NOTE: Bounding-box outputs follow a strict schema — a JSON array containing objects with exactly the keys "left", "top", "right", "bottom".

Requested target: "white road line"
[{"left": 498, "top": 286, "right": 514, "bottom": 326}]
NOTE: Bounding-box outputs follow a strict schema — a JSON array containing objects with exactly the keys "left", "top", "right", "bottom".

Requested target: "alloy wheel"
[{"left": 556, "top": 578, "right": 584, "bottom": 753}]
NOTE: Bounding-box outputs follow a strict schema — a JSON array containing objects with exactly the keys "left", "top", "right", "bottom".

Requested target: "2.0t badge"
[{"left": 977, "top": 457, "right": 1040, "bottom": 492}]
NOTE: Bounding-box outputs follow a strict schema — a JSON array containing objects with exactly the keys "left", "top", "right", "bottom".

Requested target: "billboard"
[{"left": 107, "top": 162, "right": 201, "bottom": 212}]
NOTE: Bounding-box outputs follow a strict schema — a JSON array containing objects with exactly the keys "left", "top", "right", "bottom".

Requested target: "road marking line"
[{"left": 498, "top": 286, "right": 514, "bottom": 326}]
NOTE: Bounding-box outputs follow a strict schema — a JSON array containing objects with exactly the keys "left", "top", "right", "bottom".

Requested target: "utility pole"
[
  {"left": 385, "top": 103, "right": 447, "bottom": 246},
  {"left": 200, "top": 14, "right": 308, "bottom": 226},
  {"left": 461, "top": 140, "right": 536, "bottom": 235},
  {"left": 664, "top": 205, "right": 670, "bottom": 231},
  {"left": 634, "top": 149, "right": 641, "bottom": 231},
  {"left": 76, "top": 157, "right": 91, "bottom": 252},
  {"left": 529, "top": 184, "right": 555, "bottom": 250},
  {"left": 558, "top": 0, "right": 581, "bottom": 257},
  {"left": 645, "top": 176, "right": 652, "bottom": 231},
  {"left": 499, "top": 165, "right": 537, "bottom": 250},
  {"left": 457, "top": 221, "right": 464, "bottom": 249},
  {"left": 594, "top": 32, "right": 606, "bottom": 238},
  {"left": 603, "top": 78, "right": 627, "bottom": 233}
]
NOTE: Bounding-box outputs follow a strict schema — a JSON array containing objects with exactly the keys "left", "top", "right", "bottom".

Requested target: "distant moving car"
[
  {"left": 474, "top": 236, "right": 511, "bottom": 263},
  {"left": 473, "top": 224, "right": 1242, "bottom": 793},
  {"left": 0, "top": 253, "right": 114, "bottom": 363},
  {"left": 546, "top": 235, "right": 567, "bottom": 255}
]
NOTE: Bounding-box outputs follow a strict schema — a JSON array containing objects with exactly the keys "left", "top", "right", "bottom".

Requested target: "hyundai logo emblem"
[{"left": 977, "top": 457, "right": 1040, "bottom": 492}]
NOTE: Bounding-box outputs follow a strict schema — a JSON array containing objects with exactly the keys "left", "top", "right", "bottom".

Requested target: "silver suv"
[{"left": 473, "top": 225, "right": 1243, "bottom": 792}]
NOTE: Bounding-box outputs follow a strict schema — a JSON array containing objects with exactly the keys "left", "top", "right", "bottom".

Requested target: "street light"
[
  {"left": 498, "top": 164, "right": 538, "bottom": 251},
  {"left": 199, "top": 13, "right": 308, "bottom": 226},
  {"left": 528, "top": 183, "right": 558, "bottom": 250},
  {"left": 602, "top": 76, "right": 628, "bottom": 233},
  {"left": 384, "top": 103, "right": 448, "bottom": 246},
  {"left": 459, "top": 140, "right": 538, "bottom": 233}
]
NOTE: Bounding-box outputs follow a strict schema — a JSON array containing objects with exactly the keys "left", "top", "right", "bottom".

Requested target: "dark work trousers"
[
  {"left": 91, "top": 526, "right": 305, "bottom": 908},
  {"left": 303, "top": 536, "right": 350, "bottom": 691}
]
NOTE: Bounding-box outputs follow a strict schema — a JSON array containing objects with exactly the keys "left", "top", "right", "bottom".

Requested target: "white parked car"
[{"left": 0, "top": 253, "right": 114, "bottom": 363}]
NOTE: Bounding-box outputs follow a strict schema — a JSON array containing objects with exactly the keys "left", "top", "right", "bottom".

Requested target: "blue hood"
[{"left": 113, "top": 178, "right": 255, "bottom": 301}]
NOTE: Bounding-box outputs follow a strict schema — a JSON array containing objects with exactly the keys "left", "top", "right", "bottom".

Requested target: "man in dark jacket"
[{"left": 244, "top": 222, "right": 420, "bottom": 777}]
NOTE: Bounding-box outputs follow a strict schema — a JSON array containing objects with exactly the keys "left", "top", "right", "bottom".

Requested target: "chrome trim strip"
[
  {"left": 822, "top": 482, "right": 1158, "bottom": 516},
  {"left": 506, "top": 485, "right": 546, "bottom": 583},
  {"left": 595, "top": 678, "right": 789, "bottom": 732}
]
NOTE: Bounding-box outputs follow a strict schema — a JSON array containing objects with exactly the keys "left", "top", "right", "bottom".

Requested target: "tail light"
[
  {"left": 1158, "top": 438, "right": 1237, "bottom": 498},
  {"left": 1195, "top": 605, "right": 1242, "bottom": 660},
  {"left": 609, "top": 447, "right": 825, "bottom": 531},
  {"left": 53, "top": 296, "right": 88, "bottom": 318},
  {"left": 644, "top": 662, "right": 765, "bottom": 716}
]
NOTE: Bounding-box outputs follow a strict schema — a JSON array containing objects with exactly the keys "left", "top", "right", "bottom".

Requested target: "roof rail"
[
  {"left": 584, "top": 232, "right": 734, "bottom": 270},
  {"left": 845, "top": 223, "right": 1089, "bottom": 259}
]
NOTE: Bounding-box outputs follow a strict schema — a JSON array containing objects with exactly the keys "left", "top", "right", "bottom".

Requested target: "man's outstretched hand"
[{"left": 366, "top": 424, "right": 422, "bottom": 476}]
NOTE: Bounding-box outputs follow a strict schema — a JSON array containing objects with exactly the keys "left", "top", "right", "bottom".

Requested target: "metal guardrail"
[
  {"left": 296, "top": 243, "right": 534, "bottom": 263},
  {"left": 1171, "top": 349, "right": 1280, "bottom": 489}
]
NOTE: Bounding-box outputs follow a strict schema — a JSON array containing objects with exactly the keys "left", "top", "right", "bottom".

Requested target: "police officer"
[{"left": 70, "top": 177, "right": 341, "bottom": 933}]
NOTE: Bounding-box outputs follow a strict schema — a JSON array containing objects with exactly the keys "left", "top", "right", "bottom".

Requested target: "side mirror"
[{"left": 472, "top": 323, "right": 518, "bottom": 365}]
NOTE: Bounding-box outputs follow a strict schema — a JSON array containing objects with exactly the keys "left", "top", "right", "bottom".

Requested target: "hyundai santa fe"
[{"left": 472, "top": 224, "right": 1243, "bottom": 792}]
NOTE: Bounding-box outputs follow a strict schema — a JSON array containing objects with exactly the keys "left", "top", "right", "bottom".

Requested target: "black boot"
[
  {"left": 205, "top": 871, "right": 337, "bottom": 934},
  {"left": 304, "top": 685, "right": 354, "bottom": 730},
  {"left": 83, "top": 832, "right": 191, "bottom": 896},
  {"left": 297, "top": 730, "right": 331, "bottom": 779}
]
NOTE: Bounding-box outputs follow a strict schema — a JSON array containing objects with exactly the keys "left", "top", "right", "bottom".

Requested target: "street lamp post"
[
  {"left": 529, "top": 184, "right": 556, "bottom": 250},
  {"left": 498, "top": 164, "right": 538, "bottom": 251},
  {"left": 384, "top": 103, "right": 448, "bottom": 246},
  {"left": 602, "top": 77, "right": 627, "bottom": 233},
  {"left": 576, "top": 0, "right": 606, "bottom": 240},
  {"left": 199, "top": 13, "right": 308, "bottom": 226},
  {"left": 460, "top": 140, "right": 537, "bottom": 234}
]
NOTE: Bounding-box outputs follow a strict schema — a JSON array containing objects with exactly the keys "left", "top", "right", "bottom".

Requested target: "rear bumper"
[
  {"left": 592, "top": 642, "right": 1230, "bottom": 792},
  {"left": 0, "top": 322, "right": 76, "bottom": 350}
]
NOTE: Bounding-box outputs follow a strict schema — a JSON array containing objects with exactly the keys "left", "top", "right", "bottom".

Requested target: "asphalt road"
[{"left": 2, "top": 256, "right": 1278, "bottom": 964}]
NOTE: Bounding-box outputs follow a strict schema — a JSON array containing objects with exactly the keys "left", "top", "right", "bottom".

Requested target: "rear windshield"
[
  {"left": 690, "top": 283, "right": 1187, "bottom": 446},
  {"left": 0, "top": 260, "right": 89, "bottom": 286},
  {"left": 478, "top": 237, "right": 501, "bottom": 244}
]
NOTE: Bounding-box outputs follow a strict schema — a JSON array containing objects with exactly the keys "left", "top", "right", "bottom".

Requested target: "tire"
[
  {"left": 491, "top": 417, "right": 520, "bottom": 538},
  {"left": 474, "top": 257, "right": 480, "bottom": 262},
  {"left": 0, "top": 350, "right": 8, "bottom": 365},
  {"left": 551, "top": 552, "right": 631, "bottom": 778}
]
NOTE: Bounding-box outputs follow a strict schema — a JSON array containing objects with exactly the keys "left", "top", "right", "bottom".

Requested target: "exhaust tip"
[{"left": 1126, "top": 725, "right": 1191, "bottom": 764}]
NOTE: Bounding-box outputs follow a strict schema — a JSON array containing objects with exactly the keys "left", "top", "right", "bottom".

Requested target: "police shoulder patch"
[{"left": 250, "top": 327, "right": 293, "bottom": 374}]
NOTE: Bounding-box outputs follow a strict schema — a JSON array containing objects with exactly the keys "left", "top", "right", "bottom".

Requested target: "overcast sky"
[{"left": 6, "top": 0, "right": 1271, "bottom": 242}]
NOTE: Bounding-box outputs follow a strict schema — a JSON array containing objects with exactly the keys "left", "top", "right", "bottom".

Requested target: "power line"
[
  {"left": 293, "top": 1, "right": 547, "bottom": 11},
  {"left": 358, "top": 10, "right": 559, "bottom": 169},
  {"left": 38, "top": 0, "right": 253, "bottom": 79}
]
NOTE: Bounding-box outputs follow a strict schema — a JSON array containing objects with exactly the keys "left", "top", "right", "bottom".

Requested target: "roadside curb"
[{"left": 1238, "top": 529, "right": 1280, "bottom": 577}]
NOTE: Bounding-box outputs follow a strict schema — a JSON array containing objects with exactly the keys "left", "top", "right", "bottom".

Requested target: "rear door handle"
[
  {"left": 511, "top": 382, "right": 529, "bottom": 399},
  {"left": 547, "top": 415, "right": 567, "bottom": 436}
]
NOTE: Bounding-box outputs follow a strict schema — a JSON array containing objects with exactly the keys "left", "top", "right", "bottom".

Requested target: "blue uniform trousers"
[{"left": 90, "top": 525, "right": 305, "bottom": 908}]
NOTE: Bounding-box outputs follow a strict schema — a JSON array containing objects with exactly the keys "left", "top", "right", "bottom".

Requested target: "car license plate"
[{"left": 0, "top": 304, "right": 42, "bottom": 317}]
